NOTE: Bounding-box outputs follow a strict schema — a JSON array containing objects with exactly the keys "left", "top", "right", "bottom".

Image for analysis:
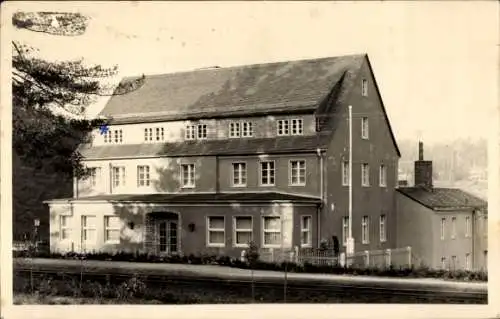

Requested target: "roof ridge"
[{"left": 119, "top": 53, "right": 367, "bottom": 80}]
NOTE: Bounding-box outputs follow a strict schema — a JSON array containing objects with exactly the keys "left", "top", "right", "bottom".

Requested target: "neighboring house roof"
[
  {"left": 397, "top": 187, "right": 487, "bottom": 211},
  {"left": 99, "top": 54, "right": 365, "bottom": 124},
  {"left": 80, "top": 134, "right": 331, "bottom": 159},
  {"left": 45, "top": 192, "right": 322, "bottom": 204}
]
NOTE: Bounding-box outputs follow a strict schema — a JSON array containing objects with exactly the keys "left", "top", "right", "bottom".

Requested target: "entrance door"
[{"left": 158, "top": 220, "right": 178, "bottom": 254}]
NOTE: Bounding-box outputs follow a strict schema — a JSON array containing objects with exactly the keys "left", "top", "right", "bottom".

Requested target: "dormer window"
[
  {"left": 230, "top": 121, "right": 254, "bottom": 138},
  {"left": 362, "top": 79, "right": 368, "bottom": 97},
  {"left": 104, "top": 129, "right": 123, "bottom": 144},
  {"left": 278, "top": 118, "right": 303, "bottom": 136},
  {"left": 185, "top": 125, "right": 196, "bottom": 140}
]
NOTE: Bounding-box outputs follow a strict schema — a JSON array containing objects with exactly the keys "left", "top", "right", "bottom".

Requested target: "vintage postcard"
[{"left": 1, "top": 1, "right": 498, "bottom": 319}]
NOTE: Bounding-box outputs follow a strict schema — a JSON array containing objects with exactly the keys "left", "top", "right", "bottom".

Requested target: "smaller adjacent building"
[{"left": 396, "top": 142, "right": 487, "bottom": 271}]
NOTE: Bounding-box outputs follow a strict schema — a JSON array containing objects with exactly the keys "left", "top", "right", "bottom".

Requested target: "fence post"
[
  {"left": 386, "top": 249, "right": 391, "bottom": 268},
  {"left": 340, "top": 252, "right": 346, "bottom": 267},
  {"left": 294, "top": 246, "right": 299, "bottom": 264},
  {"left": 241, "top": 250, "right": 247, "bottom": 263},
  {"left": 364, "top": 250, "right": 370, "bottom": 267},
  {"left": 270, "top": 248, "right": 274, "bottom": 263},
  {"left": 407, "top": 246, "right": 412, "bottom": 268}
]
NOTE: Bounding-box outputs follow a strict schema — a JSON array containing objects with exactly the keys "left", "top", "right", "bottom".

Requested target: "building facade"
[
  {"left": 396, "top": 142, "right": 488, "bottom": 271},
  {"left": 46, "top": 54, "right": 401, "bottom": 257}
]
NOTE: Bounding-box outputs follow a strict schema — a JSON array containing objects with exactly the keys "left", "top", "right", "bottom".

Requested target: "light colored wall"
[
  {"left": 90, "top": 114, "right": 317, "bottom": 146},
  {"left": 48, "top": 201, "right": 317, "bottom": 256},
  {"left": 79, "top": 153, "right": 322, "bottom": 198}
]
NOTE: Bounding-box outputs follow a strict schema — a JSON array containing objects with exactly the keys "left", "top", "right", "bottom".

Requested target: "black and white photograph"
[{"left": 1, "top": 0, "right": 498, "bottom": 317}]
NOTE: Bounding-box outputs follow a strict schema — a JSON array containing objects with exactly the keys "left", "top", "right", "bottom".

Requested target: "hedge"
[{"left": 13, "top": 250, "right": 488, "bottom": 282}]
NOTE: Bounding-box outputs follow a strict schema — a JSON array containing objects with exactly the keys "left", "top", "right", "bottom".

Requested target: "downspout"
[
  {"left": 471, "top": 209, "right": 476, "bottom": 270},
  {"left": 109, "top": 163, "right": 113, "bottom": 194},
  {"left": 317, "top": 148, "right": 324, "bottom": 248},
  {"left": 215, "top": 155, "right": 220, "bottom": 193}
]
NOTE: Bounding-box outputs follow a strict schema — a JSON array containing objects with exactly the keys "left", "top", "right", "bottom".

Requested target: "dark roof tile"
[{"left": 397, "top": 187, "right": 487, "bottom": 211}]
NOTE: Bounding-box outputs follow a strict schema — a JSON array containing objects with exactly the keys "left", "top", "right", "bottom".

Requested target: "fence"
[{"left": 257, "top": 246, "right": 412, "bottom": 269}]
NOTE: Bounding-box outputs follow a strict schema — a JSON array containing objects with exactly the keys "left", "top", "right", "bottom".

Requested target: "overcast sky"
[{"left": 8, "top": 1, "right": 499, "bottom": 143}]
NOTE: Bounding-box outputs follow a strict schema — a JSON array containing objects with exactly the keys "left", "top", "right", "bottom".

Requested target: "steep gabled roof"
[
  {"left": 397, "top": 187, "right": 487, "bottom": 211},
  {"left": 99, "top": 54, "right": 365, "bottom": 124},
  {"left": 80, "top": 134, "right": 331, "bottom": 160}
]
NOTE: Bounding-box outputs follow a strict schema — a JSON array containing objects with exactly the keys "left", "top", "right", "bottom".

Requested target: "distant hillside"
[{"left": 397, "top": 138, "right": 487, "bottom": 200}]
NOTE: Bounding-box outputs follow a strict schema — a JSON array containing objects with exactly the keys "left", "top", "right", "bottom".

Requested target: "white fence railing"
[{"left": 255, "top": 246, "right": 412, "bottom": 268}]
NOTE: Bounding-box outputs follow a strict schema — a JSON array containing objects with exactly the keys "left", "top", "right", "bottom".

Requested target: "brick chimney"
[{"left": 414, "top": 141, "right": 433, "bottom": 189}]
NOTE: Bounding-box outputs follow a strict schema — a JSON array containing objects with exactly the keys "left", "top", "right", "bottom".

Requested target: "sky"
[{"left": 7, "top": 1, "right": 499, "bottom": 143}]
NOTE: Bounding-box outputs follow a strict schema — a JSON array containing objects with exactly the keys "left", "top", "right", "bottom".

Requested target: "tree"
[{"left": 12, "top": 11, "right": 144, "bottom": 240}]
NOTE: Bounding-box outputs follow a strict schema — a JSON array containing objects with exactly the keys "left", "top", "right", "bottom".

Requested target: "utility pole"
[{"left": 347, "top": 105, "right": 355, "bottom": 264}]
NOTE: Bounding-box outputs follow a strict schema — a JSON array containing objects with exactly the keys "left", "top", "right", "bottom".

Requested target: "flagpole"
[{"left": 348, "top": 105, "right": 354, "bottom": 261}]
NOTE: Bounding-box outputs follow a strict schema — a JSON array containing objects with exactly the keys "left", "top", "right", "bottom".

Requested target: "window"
[
  {"left": 112, "top": 166, "right": 126, "bottom": 188},
  {"left": 440, "top": 218, "right": 446, "bottom": 240},
  {"left": 232, "top": 162, "right": 247, "bottom": 187},
  {"left": 104, "top": 216, "right": 121, "bottom": 243},
  {"left": 207, "top": 216, "right": 225, "bottom": 247},
  {"left": 144, "top": 127, "right": 165, "bottom": 142},
  {"left": 290, "top": 160, "right": 306, "bottom": 186},
  {"left": 104, "top": 129, "right": 123, "bottom": 144},
  {"left": 181, "top": 164, "right": 195, "bottom": 188},
  {"left": 342, "top": 161, "right": 350, "bottom": 186},
  {"left": 361, "top": 117, "right": 369, "bottom": 139},
  {"left": 301, "top": 216, "right": 312, "bottom": 247},
  {"left": 185, "top": 125, "right": 196, "bottom": 140},
  {"left": 361, "top": 163, "right": 370, "bottom": 186},
  {"left": 144, "top": 128, "right": 153, "bottom": 142},
  {"left": 362, "top": 216, "right": 369, "bottom": 244},
  {"left": 89, "top": 167, "right": 101, "bottom": 186},
  {"left": 260, "top": 161, "right": 275, "bottom": 186},
  {"left": 242, "top": 122, "right": 253, "bottom": 137},
  {"left": 291, "top": 119, "right": 303, "bottom": 135},
  {"left": 60, "top": 216, "right": 71, "bottom": 240},
  {"left": 441, "top": 257, "right": 447, "bottom": 269},
  {"left": 465, "top": 216, "right": 471, "bottom": 237},
  {"left": 362, "top": 78, "right": 368, "bottom": 96},
  {"left": 230, "top": 121, "right": 253, "bottom": 138},
  {"left": 197, "top": 124, "right": 207, "bottom": 139},
  {"left": 114, "top": 130, "right": 123, "bottom": 143},
  {"left": 81, "top": 215, "right": 96, "bottom": 243},
  {"left": 379, "top": 165, "right": 387, "bottom": 187},
  {"left": 137, "top": 165, "right": 150, "bottom": 187},
  {"left": 451, "top": 217, "right": 457, "bottom": 239},
  {"left": 229, "top": 122, "right": 241, "bottom": 138},
  {"left": 342, "top": 216, "right": 349, "bottom": 246},
  {"left": 379, "top": 214, "right": 386, "bottom": 243},
  {"left": 234, "top": 216, "right": 252, "bottom": 247},
  {"left": 263, "top": 216, "right": 281, "bottom": 247},
  {"left": 277, "top": 119, "right": 290, "bottom": 136},
  {"left": 465, "top": 253, "right": 471, "bottom": 270}
]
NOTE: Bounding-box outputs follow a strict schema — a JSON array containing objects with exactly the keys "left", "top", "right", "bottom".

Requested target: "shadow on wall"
[{"left": 152, "top": 158, "right": 204, "bottom": 193}]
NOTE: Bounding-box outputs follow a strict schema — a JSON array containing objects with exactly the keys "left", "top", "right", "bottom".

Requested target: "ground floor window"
[
  {"left": 81, "top": 215, "right": 97, "bottom": 246},
  {"left": 207, "top": 216, "right": 225, "bottom": 247},
  {"left": 60, "top": 216, "right": 71, "bottom": 240},
  {"left": 234, "top": 216, "right": 252, "bottom": 247},
  {"left": 300, "top": 216, "right": 312, "bottom": 247},
  {"left": 104, "top": 216, "right": 121, "bottom": 243},
  {"left": 263, "top": 216, "right": 281, "bottom": 247}
]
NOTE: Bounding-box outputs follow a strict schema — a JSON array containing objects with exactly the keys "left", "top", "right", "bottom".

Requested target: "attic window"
[{"left": 362, "top": 79, "right": 368, "bottom": 97}]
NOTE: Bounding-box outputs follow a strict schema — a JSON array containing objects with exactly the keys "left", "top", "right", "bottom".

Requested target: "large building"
[
  {"left": 46, "top": 54, "right": 401, "bottom": 258},
  {"left": 396, "top": 142, "right": 488, "bottom": 271}
]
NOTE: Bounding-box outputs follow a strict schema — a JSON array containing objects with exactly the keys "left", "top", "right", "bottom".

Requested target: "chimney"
[{"left": 414, "top": 141, "right": 433, "bottom": 189}]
